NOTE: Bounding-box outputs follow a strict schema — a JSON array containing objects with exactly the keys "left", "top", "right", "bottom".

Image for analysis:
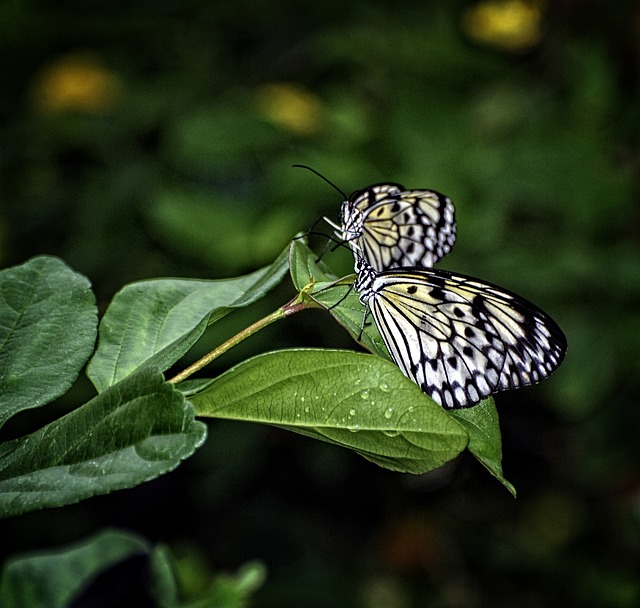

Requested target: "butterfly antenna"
[
  {"left": 293, "top": 164, "right": 351, "bottom": 263},
  {"left": 292, "top": 164, "right": 347, "bottom": 199},
  {"left": 294, "top": 215, "right": 327, "bottom": 241}
]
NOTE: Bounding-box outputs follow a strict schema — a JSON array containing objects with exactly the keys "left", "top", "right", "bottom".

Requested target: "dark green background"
[{"left": 1, "top": 1, "right": 639, "bottom": 606}]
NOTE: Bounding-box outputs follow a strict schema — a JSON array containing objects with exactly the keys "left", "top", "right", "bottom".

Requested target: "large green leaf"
[
  {"left": 287, "top": 241, "right": 512, "bottom": 486},
  {"left": 191, "top": 348, "right": 468, "bottom": 475},
  {"left": 0, "top": 256, "right": 97, "bottom": 429},
  {"left": 0, "top": 368, "right": 206, "bottom": 518},
  {"left": 87, "top": 243, "right": 290, "bottom": 393}
]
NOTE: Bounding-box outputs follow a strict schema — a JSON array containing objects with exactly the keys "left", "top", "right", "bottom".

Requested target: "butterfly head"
[{"left": 338, "top": 199, "right": 366, "bottom": 243}]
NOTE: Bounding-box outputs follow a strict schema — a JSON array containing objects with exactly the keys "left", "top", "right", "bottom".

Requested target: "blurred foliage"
[
  {"left": 0, "top": 528, "right": 265, "bottom": 607},
  {"left": 1, "top": 0, "right": 639, "bottom": 606}
]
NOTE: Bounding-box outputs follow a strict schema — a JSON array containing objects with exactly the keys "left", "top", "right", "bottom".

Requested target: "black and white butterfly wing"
[
  {"left": 355, "top": 266, "right": 566, "bottom": 409},
  {"left": 340, "top": 183, "right": 456, "bottom": 272}
]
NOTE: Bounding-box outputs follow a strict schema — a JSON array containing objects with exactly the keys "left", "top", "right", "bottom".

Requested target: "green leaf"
[
  {"left": 181, "top": 561, "right": 266, "bottom": 608},
  {"left": 289, "top": 236, "right": 340, "bottom": 291},
  {"left": 0, "top": 256, "right": 97, "bottom": 429},
  {"left": 87, "top": 243, "right": 290, "bottom": 393},
  {"left": 287, "top": 241, "right": 510, "bottom": 486},
  {"left": 0, "top": 527, "right": 265, "bottom": 608},
  {"left": 450, "top": 400, "right": 516, "bottom": 496},
  {"left": 0, "top": 529, "right": 178, "bottom": 608},
  {"left": 191, "top": 349, "right": 468, "bottom": 475},
  {"left": 0, "top": 368, "right": 206, "bottom": 518},
  {"left": 313, "top": 284, "right": 390, "bottom": 359},
  {"left": 289, "top": 239, "right": 389, "bottom": 358}
]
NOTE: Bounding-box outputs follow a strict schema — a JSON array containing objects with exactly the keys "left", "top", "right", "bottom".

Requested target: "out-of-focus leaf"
[
  {"left": 0, "top": 526, "right": 264, "bottom": 608},
  {"left": 147, "top": 188, "right": 301, "bottom": 274},
  {"left": 0, "top": 530, "right": 152, "bottom": 608},
  {"left": 0, "top": 529, "right": 178, "bottom": 608},
  {"left": 181, "top": 561, "right": 266, "bottom": 608},
  {"left": 164, "top": 103, "right": 281, "bottom": 172}
]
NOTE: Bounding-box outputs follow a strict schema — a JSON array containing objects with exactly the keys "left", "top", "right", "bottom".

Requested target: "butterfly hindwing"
[
  {"left": 355, "top": 266, "right": 567, "bottom": 409},
  {"left": 340, "top": 183, "right": 456, "bottom": 272}
]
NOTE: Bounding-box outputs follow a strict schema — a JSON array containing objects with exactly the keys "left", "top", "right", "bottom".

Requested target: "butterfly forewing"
[
  {"left": 355, "top": 267, "right": 567, "bottom": 409},
  {"left": 340, "top": 184, "right": 456, "bottom": 272}
]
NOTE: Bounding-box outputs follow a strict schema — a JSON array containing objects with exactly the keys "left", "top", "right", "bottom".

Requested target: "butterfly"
[
  {"left": 293, "top": 166, "right": 456, "bottom": 271},
  {"left": 331, "top": 183, "right": 457, "bottom": 272},
  {"left": 353, "top": 261, "right": 567, "bottom": 409}
]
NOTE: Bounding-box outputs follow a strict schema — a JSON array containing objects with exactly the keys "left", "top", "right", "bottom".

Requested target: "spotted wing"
[
  {"left": 362, "top": 268, "right": 566, "bottom": 409},
  {"left": 341, "top": 184, "right": 456, "bottom": 272}
]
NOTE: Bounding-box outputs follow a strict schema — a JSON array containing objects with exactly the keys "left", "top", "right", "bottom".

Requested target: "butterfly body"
[
  {"left": 354, "top": 263, "right": 567, "bottom": 409},
  {"left": 338, "top": 183, "right": 456, "bottom": 271}
]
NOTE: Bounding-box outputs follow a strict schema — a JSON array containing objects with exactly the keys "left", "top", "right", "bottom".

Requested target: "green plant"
[
  {"left": 0, "top": 529, "right": 265, "bottom": 608},
  {"left": 0, "top": 237, "right": 513, "bottom": 527},
  {"left": 0, "top": 238, "right": 514, "bottom": 606}
]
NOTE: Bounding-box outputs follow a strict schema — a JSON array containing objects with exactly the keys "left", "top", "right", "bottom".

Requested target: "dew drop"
[
  {"left": 304, "top": 406, "right": 310, "bottom": 413},
  {"left": 379, "top": 373, "right": 394, "bottom": 392},
  {"left": 383, "top": 430, "right": 400, "bottom": 437},
  {"left": 383, "top": 407, "right": 394, "bottom": 419},
  {"left": 360, "top": 389, "right": 370, "bottom": 399},
  {"left": 349, "top": 408, "right": 357, "bottom": 417},
  {"left": 349, "top": 424, "right": 361, "bottom": 433}
]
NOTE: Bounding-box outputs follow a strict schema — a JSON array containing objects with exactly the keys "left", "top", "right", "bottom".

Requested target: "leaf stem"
[{"left": 167, "top": 295, "right": 318, "bottom": 384}]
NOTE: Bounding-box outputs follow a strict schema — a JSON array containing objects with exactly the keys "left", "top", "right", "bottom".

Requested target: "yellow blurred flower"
[
  {"left": 462, "top": 0, "right": 544, "bottom": 51},
  {"left": 256, "top": 83, "right": 324, "bottom": 135},
  {"left": 30, "top": 53, "right": 121, "bottom": 114}
]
